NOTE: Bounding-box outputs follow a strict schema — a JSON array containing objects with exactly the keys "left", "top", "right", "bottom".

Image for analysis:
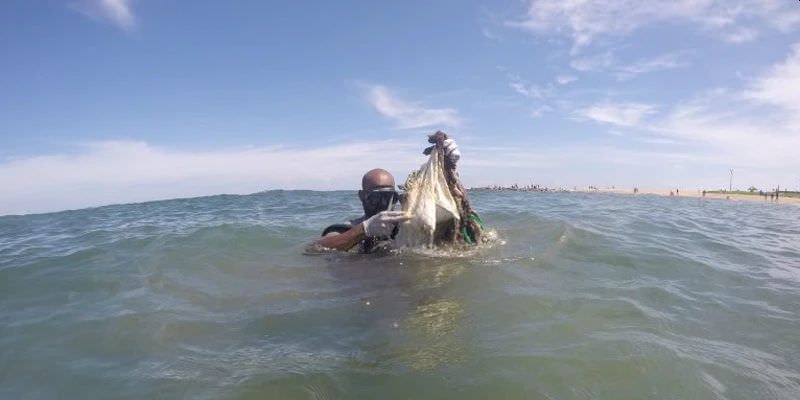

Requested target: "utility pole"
[{"left": 729, "top": 169, "right": 734, "bottom": 192}]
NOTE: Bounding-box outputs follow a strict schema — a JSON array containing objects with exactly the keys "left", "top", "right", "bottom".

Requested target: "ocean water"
[{"left": 1, "top": 190, "right": 799, "bottom": 399}]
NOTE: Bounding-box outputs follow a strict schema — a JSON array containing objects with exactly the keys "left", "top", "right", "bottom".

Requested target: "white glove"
[
  {"left": 362, "top": 211, "right": 410, "bottom": 237},
  {"left": 442, "top": 138, "right": 461, "bottom": 165}
]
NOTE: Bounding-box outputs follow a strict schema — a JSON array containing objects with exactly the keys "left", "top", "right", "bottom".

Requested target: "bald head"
[{"left": 361, "top": 168, "right": 395, "bottom": 191}]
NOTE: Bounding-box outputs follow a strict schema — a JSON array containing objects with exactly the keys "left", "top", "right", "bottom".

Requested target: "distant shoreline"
[
  {"left": 588, "top": 188, "right": 800, "bottom": 205},
  {"left": 467, "top": 185, "right": 800, "bottom": 206},
  {"left": 5, "top": 187, "right": 798, "bottom": 218}
]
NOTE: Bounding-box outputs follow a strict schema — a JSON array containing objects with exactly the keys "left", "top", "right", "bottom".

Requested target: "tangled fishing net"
[{"left": 394, "top": 131, "right": 485, "bottom": 249}]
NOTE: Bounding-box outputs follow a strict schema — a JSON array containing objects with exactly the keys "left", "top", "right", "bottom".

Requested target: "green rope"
[{"left": 460, "top": 212, "right": 484, "bottom": 245}]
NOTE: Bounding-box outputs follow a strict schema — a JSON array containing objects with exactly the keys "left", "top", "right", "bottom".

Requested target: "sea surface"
[{"left": 1, "top": 191, "right": 799, "bottom": 399}]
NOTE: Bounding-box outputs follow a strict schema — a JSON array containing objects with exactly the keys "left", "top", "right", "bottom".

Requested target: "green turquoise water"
[{"left": 1, "top": 191, "right": 799, "bottom": 399}]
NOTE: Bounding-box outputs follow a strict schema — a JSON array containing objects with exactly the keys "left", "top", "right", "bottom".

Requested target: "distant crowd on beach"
[
  {"left": 757, "top": 189, "right": 782, "bottom": 202},
  {"left": 470, "top": 184, "right": 569, "bottom": 192},
  {"left": 632, "top": 187, "right": 794, "bottom": 203},
  {"left": 702, "top": 188, "right": 789, "bottom": 202},
  {"left": 468, "top": 184, "right": 798, "bottom": 205}
]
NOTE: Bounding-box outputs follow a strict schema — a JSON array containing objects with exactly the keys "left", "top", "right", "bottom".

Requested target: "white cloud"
[
  {"left": 569, "top": 49, "right": 692, "bottom": 81},
  {"left": 4, "top": 125, "right": 797, "bottom": 216},
  {"left": 636, "top": 137, "right": 681, "bottom": 145},
  {"left": 574, "top": 43, "right": 800, "bottom": 174},
  {"left": 507, "top": 74, "right": 553, "bottom": 99},
  {"left": 509, "top": 82, "right": 549, "bottom": 99},
  {"left": 506, "top": 74, "right": 557, "bottom": 118},
  {"left": 615, "top": 51, "right": 693, "bottom": 80},
  {"left": 530, "top": 105, "right": 553, "bottom": 118},
  {"left": 458, "top": 144, "right": 722, "bottom": 190},
  {"left": 365, "top": 85, "right": 460, "bottom": 129},
  {"left": 73, "top": 0, "right": 136, "bottom": 32},
  {"left": 744, "top": 43, "right": 800, "bottom": 113},
  {"left": 507, "top": 0, "right": 800, "bottom": 51},
  {"left": 569, "top": 89, "right": 800, "bottom": 188},
  {"left": 570, "top": 49, "right": 692, "bottom": 80},
  {"left": 576, "top": 102, "right": 657, "bottom": 127},
  {"left": 555, "top": 75, "right": 578, "bottom": 85},
  {"left": 663, "top": 46, "right": 800, "bottom": 167},
  {"left": 0, "top": 138, "right": 690, "bottom": 215},
  {"left": 653, "top": 94, "right": 800, "bottom": 169},
  {"left": 570, "top": 50, "right": 615, "bottom": 72},
  {"left": 481, "top": 28, "right": 502, "bottom": 42},
  {"left": 0, "top": 139, "right": 426, "bottom": 215},
  {"left": 723, "top": 27, "right": 759, "bottom": 44}
]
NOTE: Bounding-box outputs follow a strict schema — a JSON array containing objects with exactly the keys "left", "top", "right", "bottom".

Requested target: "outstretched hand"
[{"left": 362, "top": 211, "right": 410, "bottom": 237}]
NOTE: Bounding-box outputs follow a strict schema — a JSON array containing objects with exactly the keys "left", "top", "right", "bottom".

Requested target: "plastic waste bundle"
[
  {"left": 394, "top": 132, "right": 484, "bottom": 248},
  {"left": 394, "top": 145, "right": 460, "bottom": 247}
]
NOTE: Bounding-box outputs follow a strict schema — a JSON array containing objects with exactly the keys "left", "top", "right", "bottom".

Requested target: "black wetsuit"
[{"left": 321, "top": 217, "right": 392, "bottom": 254}]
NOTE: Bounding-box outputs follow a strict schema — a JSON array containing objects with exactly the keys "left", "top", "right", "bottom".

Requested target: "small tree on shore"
[{"left": 748, "top": 186, "right": 758, "bottom": 193}]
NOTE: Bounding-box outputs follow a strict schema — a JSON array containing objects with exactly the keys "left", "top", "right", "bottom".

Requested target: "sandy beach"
[{"left": 592, "top": 188, "right": 800, "bottom": 205}]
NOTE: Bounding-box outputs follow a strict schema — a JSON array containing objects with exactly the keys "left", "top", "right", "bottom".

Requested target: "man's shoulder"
[{"left": 349, "top": 216, "right": 365, "bottom": 226}]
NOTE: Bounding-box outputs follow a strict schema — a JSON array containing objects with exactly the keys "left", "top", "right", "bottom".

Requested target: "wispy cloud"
[
  {"left": 575, "top": 44, "right": 800, "bottom": 174},
  {"left": 506, "top": 0, "right": 800, "bottom": 51},
  {"left": 571, "top": 93, "right": 800, "bottom": 189},
  {"left": 723, "top": 27, "right": 759, "bottom": 44},
  {"left": 507, "top": 74, "right": 553, "bottom": 99},
  {"left": 576, "top": 102, "right": 657, "bottom": 127},
  {"left": 555, "top": 75, "right": 577, "bottom": 85},
  {"left": 365, "top": 85, "right": 460, "bottom": 129},
  {"left": 570, "top": 49, "right": 692, "bottom": 80},
  {"left": 744, "top": 43, "right": 800, "bottom": 114},
  {"left": 615, "top": 51, "right": 693, "bottom": 80},
  {"left": 653, "top": 91, "right": 800, "bottom": 170},
  {"left": 530, "top": 105, "right": 553, "bottom": 118},
  {"left": 505, "top": 74, "right": 558, "bottom": 118},
  {"left": 73, "top": 0, "right": 136, "bottom": 32},
  {"left": 481, "top": 27, "right": 502, "bottom": 42},
  {"left": 509, "top": 83, "right": 550, "bottom": 100},
  {"left": 570, "top": 51, "right": 615, "bottom": 72}
]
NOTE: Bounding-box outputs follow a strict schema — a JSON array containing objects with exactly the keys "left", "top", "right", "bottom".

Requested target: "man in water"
[{"left": 311, "top": 138, "right": 461, "bottom": 253}]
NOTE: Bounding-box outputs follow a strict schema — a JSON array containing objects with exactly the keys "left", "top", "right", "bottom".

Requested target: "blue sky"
[{"left": 1, "top": 0, "right": 800, "bottom": 214}]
